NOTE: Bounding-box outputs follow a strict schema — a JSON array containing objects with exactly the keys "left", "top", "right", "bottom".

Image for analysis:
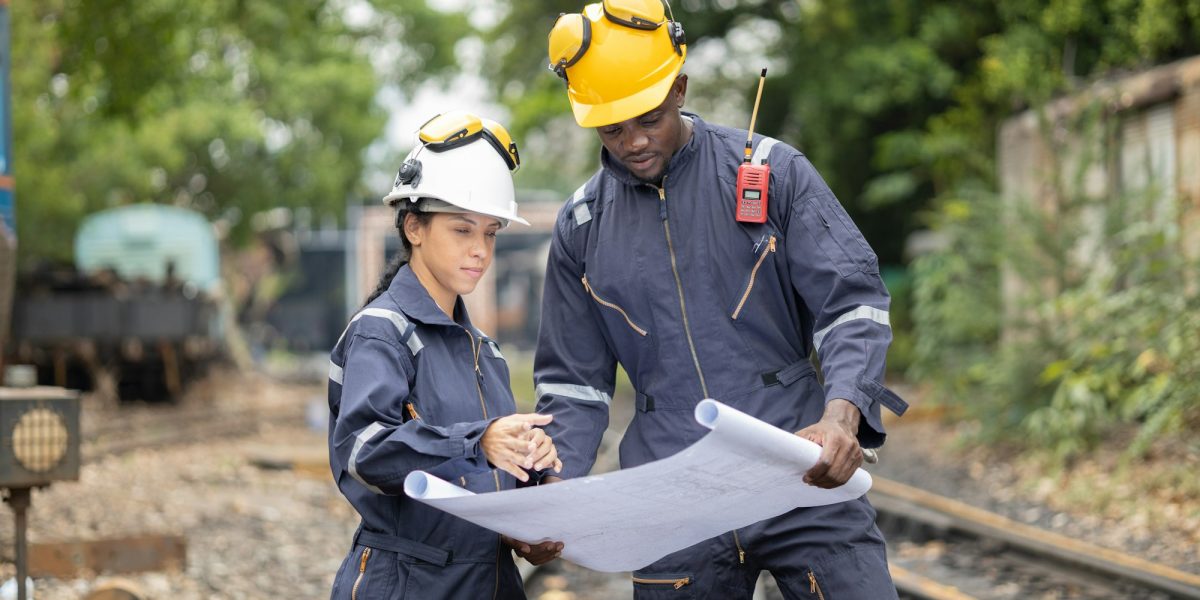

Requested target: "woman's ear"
[{"left": 403, "top": 212, "right": 425, "bottom": 247}]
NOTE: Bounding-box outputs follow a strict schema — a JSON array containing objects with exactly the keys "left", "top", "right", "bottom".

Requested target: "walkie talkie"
[{"left": 735, "top": 68, "right": 769, "bottom": 224}]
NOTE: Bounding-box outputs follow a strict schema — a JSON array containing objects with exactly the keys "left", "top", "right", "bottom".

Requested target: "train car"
[{"left": 9, "top": 204, "right": 222, "bottom": 401}]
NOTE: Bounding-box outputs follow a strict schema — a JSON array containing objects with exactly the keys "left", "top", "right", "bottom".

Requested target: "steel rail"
[{"left": 870, "top": 476, "right": 1200, "bottom": 599}]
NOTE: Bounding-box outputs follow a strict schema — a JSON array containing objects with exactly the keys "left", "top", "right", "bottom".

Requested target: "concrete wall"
[{"left": 997, "top": 55, "right": 1200, "bottom": 326}]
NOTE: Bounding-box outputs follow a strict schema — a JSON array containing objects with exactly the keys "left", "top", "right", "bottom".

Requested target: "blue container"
[{"left": 74, "top": 204, "right": 220, "bottom": 294}]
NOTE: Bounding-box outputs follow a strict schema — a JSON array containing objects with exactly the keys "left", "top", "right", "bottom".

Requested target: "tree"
[
  {"left": 479, "top": 0, "right": 1200, "bottom": 266},
  {"left": 10, "top": 0, "right": 470, "bottom": 266}
]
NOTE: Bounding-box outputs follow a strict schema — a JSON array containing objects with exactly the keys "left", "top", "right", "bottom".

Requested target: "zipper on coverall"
[
  {"left": 659, "top": 180, "right": 748, "bottom": 563},
  {"left": 464, "top": 327, "right": 503, "bottom": 599}
]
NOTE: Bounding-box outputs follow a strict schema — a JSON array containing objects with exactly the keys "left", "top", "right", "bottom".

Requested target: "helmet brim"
[
  {"left": 382, "top": 192, "right": 530, "bottom": 228},
  {"left": 568, "top": 54, "right": 684, "bottom": 128}
]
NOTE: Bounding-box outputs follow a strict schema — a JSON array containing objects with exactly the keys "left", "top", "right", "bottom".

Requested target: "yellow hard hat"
[{"left": 548, "top": 0, "right": 687, "bottom": 128}]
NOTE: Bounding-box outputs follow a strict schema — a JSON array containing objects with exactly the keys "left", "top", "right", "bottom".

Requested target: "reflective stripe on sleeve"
[
  {"left": 329, "top": 361, "right": 344, "bottom": 384},
  {"left": 813, "top": 306, "right": 891, "bottom": 351},
  {"left": 348, "top": 422, "right": 387, "bottom": 494},
  {"left": 535, "top": 382, "right": 611, "bottom": 405}
]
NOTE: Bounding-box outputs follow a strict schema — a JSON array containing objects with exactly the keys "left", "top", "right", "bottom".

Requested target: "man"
[{"left": 534, "top": 1, "right": 908, "bottom": 598}]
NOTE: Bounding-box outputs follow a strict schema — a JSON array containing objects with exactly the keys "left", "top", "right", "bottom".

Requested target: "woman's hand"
[
  {"left": 523, "top": 426, "right": 563, "bottom": 473},
  {"left": 481, "top": 413, "right": 563, "bottom": 482}
]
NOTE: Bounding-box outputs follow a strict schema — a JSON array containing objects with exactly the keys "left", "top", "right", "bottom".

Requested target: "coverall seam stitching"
[
  {"left": 344, "top": 332, "right": 418, "bottom": 382},
  {"left": 347, "top": 331, "right": 408, "bottom": 356}
]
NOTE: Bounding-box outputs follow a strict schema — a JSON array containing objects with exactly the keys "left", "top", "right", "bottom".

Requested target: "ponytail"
[
  {"left": 364, "top": 251, "right": 405, "bottom": 306},
  {"left": 363, "top": 205, "right": 432, "bottom": 307}
]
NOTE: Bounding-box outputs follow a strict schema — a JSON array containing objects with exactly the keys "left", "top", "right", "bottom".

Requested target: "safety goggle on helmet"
[
  {"left": 418, "top": 111, "right": 520, "bottom": 172},
  {"left": 547, "top": 0, "right": 687, "bottom": 127}
]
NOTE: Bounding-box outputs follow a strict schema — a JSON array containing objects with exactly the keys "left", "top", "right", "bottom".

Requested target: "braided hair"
[{"left": 363, "top": 204, "right": 432, "bottom": 306}]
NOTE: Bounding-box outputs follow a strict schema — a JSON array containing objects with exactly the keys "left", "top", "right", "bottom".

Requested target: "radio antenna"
[{"left": 743, "top": 68, "right": 767, "bottom": 164}]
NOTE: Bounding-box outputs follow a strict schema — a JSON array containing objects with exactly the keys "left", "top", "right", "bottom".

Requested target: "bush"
[
  {"left": 907, "top": 187, "right": 1003, "bottom": 406},
  {"left": 910, "top": 124, "right": 1200, "bottom": 458}
]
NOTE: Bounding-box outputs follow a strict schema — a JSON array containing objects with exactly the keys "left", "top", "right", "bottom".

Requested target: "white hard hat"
[{"left": 382, "top": 112, "right": 529, "bottom": 227}]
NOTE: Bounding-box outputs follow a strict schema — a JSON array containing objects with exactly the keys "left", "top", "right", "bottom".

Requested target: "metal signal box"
[{"left": 0, "top": 388, "right": 81, "bottom": 487}]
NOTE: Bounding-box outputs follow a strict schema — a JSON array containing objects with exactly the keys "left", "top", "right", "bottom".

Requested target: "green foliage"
[
  {"left": 908, "top": 189, "right": 1003, "bottom": 400},
  {"left": 11, "top": 0, "right": 1198, "bottom": 455},
  {"left": 481, "top": 0, "right": 1200, "bottom": 268},
  {"left": 1022, "top": 224, "right": 1200, "bottom": 458},
  {"left": 880, "top": 266, "right": 916, "bottom": 375},
  {"left": 479, "top": 1, "right": 1200, "bottom": 456},
  {"left": 10, "top": 0, "right": 470, "bottom": 266},
  {"left": 911, "top": 100, "right": 1200, "bottom": 458}
]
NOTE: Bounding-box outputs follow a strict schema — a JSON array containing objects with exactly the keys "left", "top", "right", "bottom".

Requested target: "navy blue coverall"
[
  {"left": 534, "top": 114, "right": 908, "bottom": 598},
  {"left": 328, "top": 265, "right": 526, "bottom": 600}
]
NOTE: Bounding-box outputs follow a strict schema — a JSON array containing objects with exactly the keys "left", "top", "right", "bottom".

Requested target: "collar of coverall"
[
  {"left": 599, "top": 112, "right": 703, "bottom": 188},
  {"left": 387, "top": 263, "right": 479, "bottom": 330}
]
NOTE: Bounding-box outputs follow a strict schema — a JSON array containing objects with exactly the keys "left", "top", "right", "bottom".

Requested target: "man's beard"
[{"left": 631, "top": 159, "right": 669, "bottom": 185}]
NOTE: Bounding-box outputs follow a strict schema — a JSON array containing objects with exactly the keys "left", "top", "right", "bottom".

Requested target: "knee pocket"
[
  {"left": 632, "top": 547, "right": 708, "bottom": 599},
  {"left": 632, "top": 570, "right": 698, "bottom": 598}
]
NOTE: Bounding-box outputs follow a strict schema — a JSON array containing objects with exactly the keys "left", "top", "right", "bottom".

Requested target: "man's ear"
[{"left": 674, "top": 74, "right": 688, "bottom": 108}]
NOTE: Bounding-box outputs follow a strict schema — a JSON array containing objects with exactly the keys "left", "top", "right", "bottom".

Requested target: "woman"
[{"left": 328, "top": 112, "right": 562, "bottom": 600}]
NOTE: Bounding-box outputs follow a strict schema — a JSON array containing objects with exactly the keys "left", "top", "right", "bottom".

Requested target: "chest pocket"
[
  {"left": 406, "top": 331, "right": 479, "bottom": 426},
  {"left": 582, "top": 273, "right": 651, "bottom": 337},
  {"left": 579, "top": 269, "right": 660, "bottom": 382},
  {"left": 580, "top": 199, "right": 662, "bottom": 343},
  {"left": 728, "top": 229, "right": 782, "bottom": 320},
  {"left": 716, "top": 137, "right": 793, "bottom": 319}
]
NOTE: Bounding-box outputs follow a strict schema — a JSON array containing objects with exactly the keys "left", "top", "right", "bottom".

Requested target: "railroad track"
[
  {"left": 523, "top": 473, "right": 1200, "bottom": 599},
  {"left": 97, "top": 394, "right": 1194, "bottom": 599},
  {"left": 82, "top": 402, "right": 306, "bottom": 462},
  {"left": 871, "top": 476, "right": 1200, "bottom": 600}
]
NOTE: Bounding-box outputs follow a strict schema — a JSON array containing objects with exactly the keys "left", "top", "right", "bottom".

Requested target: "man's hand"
[
  {"left": 481, "top": 414, "right": 562, "bottom": 482},
  {"left": 502, "top": 536, "right": 564, "bottom": 566},
  {"left": 503, "top": 476, "right": 566, "bottom": 565},
  {"left": 795, "top": 398, "right": 863, "bottom": 489}
]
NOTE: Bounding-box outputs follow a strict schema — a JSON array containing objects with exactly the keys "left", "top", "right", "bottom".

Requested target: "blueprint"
[{"left": 404, "top": 399, "right": 872, "bottom": 572}]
